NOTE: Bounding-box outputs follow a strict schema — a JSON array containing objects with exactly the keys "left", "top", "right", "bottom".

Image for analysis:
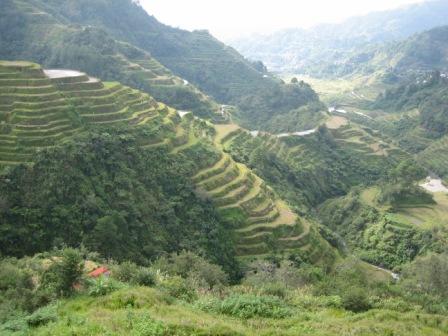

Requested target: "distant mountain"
[
  {"left": 0, "top": 0, "right": 324, "bottom": 131},
  {"left": 337, "top": 25, "right": 448, "bottom": 78},
  {"left": 230, "top": 0, "right": 448, "bottom": 75}
]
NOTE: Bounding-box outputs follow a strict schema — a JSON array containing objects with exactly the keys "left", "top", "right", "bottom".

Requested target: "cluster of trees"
[
  {"left": 0, "top": 131, "right": 239, "bottom": 277},
  {"left": 374, "top": 71, "right": 448, "bottom": 137},
  {"left": 377, "top": 159, "right": 432, "bottom": 207}
]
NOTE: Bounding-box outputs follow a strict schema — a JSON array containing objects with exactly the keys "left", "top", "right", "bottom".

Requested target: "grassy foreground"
[{"left": 28, "top": 286, "right": 448, "bottom": 336}]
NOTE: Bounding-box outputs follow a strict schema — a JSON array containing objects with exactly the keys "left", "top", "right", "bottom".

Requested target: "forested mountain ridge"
[
  {"left": 0, "top": 0, "right": 325, "bottom": 131},
  {"left": 0, "top": 61, "right": 335, "bottom": 269},
  {"left": 231, "top": 0, "right": 448, "bottom": 75},
  {"left": 317, "top": 25, "right": 448, "bottom": 79}
]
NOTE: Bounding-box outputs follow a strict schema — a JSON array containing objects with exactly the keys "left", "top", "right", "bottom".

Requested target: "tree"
[
  {"left": 290, "top": 77, "right": 299, "bottom": 84},
  {"left": 402, "top": 253, "right": 448, "bottom": 298},
  {"left": 42, "top": 248, "right": 84, "bottom": 297}
]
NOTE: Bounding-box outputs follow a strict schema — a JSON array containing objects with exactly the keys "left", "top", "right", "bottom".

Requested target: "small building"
[{"left": 88, "top": 266, "right": 110, "bottom": 278}]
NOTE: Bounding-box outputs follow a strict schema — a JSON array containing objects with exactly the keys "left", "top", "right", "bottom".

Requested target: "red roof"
[{"left": 88, "top": 266, "right": 110, "bottom": 278}]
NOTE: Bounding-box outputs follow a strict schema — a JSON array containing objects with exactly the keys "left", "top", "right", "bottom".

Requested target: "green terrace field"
[
  {"left": 0, "top": 61, "right": 186, "bottom": 168},
  {"left": 1, "top": 0, "right": 221, "bottom": 120},
  {"left": 0, "top": 61, "right": 334, "bottom": 262},
  {"left": 362, "top": 186, "right": 448, "bottom": 231},
  {"left": 189, "top": 123, "right": 335, "bottom": 261},
  {"left": 1, "top": 0, "right": 319, "bottom": 131},
  {"left": 282, "top": 73, "right": 393, "bottom": 107}
]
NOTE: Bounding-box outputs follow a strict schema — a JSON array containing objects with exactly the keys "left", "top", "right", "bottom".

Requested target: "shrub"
[
  {"left": 112, "top": 261, "right": 139, "bottom": 283},
  {"left": 0, "top": 316, "right": 28, "bottom": 334},
  {"left": 341, "top": 288, "right": 372, "bottom": 313},
  {"left": 401, "top": 253, "right": 448, "bottom": 298},
  {"left": 88, "top": 276, "right": 124, "bottom": 297},
  {"left": 129, "top": 314, "right": 166, "bottom": 336},
  {"left": 259, "top": 282, "right": 288, "bottom": 298},
  {"left": 196, "top": 294, "right": 292, "bottom": 319},
  {"left": 292, "top": 293, "right": 342, "bottom": 309},
  {"left": 41, "top": 248, "right": 84, "bottom": 297},
  {"left": 25, "top": 304, "right": 58, "bottom": 327},
  {"left": 158, "top": 276, "right": 197, "bottom": 302},
  {"left": 101, "top": 287, "right": 174, "bottom": 310},
  {"left": 0, "top": 261, "right": 33, "bottom": 291},
  {"left": 112, "top": 262, "right": 156, "bottom": 287},
  {"left": 133, "top": 268, "right": 156, "bottom": 287},
  {"left": 371, "top": 297, "right": 415, "bottom": 313},
  {"left": 152, "top": 251, "right": 228, "bottom": 289}
]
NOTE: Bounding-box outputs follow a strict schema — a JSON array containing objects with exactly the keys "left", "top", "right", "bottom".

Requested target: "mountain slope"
[
  {"left": 336, "top": 25, "right": 448, "bottom": 78},
  {"left": 231, "top": 0, "right": 448, "bottom": 74},
  {"left": 0, "top": 0, "right": 324, "bottom": 131},
  {"left": 0, "top": 61, "right": 335, "bottom": 265},
  {"left": 0, "top": 0, "right": 221, "bottom": 120}
]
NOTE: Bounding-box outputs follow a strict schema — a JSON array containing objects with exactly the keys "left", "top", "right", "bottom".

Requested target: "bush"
[
  {"left": 133, "top": 268, "right": 156, "bottom": 287},
  {"left": 152, "top": 251, "right": 228, "bottom": 289},
  {"left": 158, "top": 276, "right": 197, "bottom": 302},
  {"left": 196, "top": 294, "right": 292, "bottom": 319},
  {"left": 371, "top": 297, "right": 415, "bottom": 312},
  {"left": 259, "top": 282, "right": 288, "bottom": 298},
  {"left": 112, "top": 261, "right": 139, "bottom": 283},
  {"left": 292, "top": 293, "right": 342, "bottom": 309},
  {"left": 0, "top": 261, "right": 33, "bottom": 291},
  {"left": 88, "top": 276, "right": 124, "bottom": 297},
  {"left": 112, "top": 262, "right": 156, "bottom": 287},
  {"left": 41, "top": 248, "right": 84, "bottom": 297},
  {"left": 25, "top": 304, "right": 58, "bottom": 327},
  {"left": 0, "top": 319, "right": 28, "bottom": 334},
  {"left": 341, "top": 288, "right": 372, "bottom": 313},
  {"left": 130, "top": 315, "right": 166, "bottom": 336}
]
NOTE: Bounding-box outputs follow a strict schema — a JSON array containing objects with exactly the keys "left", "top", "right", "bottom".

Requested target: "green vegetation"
[
  {"left": 0, "top": 131, "right": 242, "bottom": 275},
  {"left": 318, "top": 189, "right": 445, "bottom": 269},
  {"left": 188, "top": 123, "right": 337, "bottom": 261},
  {"left": 2, "top": 250, "right": 448, "bottom": 335},
  {"left": 223, "top": 123, "right": 406, "bottom": 210},
  {"left": 374, "top": 72, "right": 448, "bottom": 137},
  {"left": 0, "top": 61, "right": 335, "bottom": 266},
  {"left": 2, "top": 0, "right": 448, "bottom": 333},
  {"left": 0, "top": 0, "right": 324, "bottom": 131},
  {"left": 0, "top": 1, "right": 220, "bottom": 119}
]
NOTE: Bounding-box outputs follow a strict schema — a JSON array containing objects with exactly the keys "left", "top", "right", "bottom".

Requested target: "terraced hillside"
[
  {"left": 0, "top": 61, "right": 334, "bottom": 261},
  {"left": 190, "top": 123, "right": 336, "bottom": 262},
  {"left": 218, "top": 120, "right": 409, "bottom": 211},
  {"left": 1, "top": 0, "right": 321, "bottom": 131},
  {"left": 0, "top": 61, "right": 185, "bottom": 167},
  {"left": 330, "top": 122, "right": 408, "bottom": 161},
  {"left": 0, "top": 0, "right": 222, "bottom": 120}
]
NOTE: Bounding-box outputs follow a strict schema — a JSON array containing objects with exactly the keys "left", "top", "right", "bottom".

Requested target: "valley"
[{"left": 1, "top": 0, "right": 448, "bottom": 335}]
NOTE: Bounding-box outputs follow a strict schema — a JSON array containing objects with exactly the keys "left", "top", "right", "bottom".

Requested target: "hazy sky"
[{"left": 139, "top": 0, "right": 426, "bottom": 40}]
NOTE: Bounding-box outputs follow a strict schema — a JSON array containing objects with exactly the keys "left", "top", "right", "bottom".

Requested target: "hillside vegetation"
[
  {"left": 0, "top": 61, "right": 335, "bottom": 269},
  {"left": 301, "top": 25, "right": 448, "bottom": 80},
  {"left": 2, "top": 249, "right": 448, "bottom": 335},
  {"left": 0, "top": 0, "right": 221, "bottom": 120},
  {"left": 0, "top": 0, "right": 324, "bottom": 131},
  {"left": 231, "top": 0, "right": 448, "bottom": 75}
]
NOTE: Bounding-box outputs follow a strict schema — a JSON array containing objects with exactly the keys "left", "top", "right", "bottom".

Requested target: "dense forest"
[{"left": 0, "top": 131, "right": 240, "bottom": 277}]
